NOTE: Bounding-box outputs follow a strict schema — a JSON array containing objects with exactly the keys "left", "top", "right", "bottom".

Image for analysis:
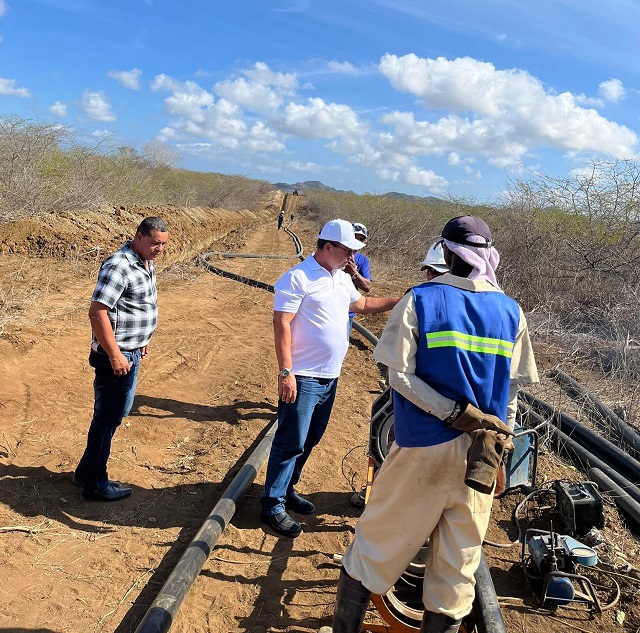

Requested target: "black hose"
[
  {"left": 473, "top": 551, "right": 507, "bottom": 633},
  {"left": 548, "top": 368, "right": 640, "bottom": 459},
  {"left": 520, "top": 390, "right": 640, "bottom": 484},
  {"left": 588, "top": 468, "right": 640, "bottom": 527},
  {"left": 134, "top": 422, "right": 277, "bottom": 633}
]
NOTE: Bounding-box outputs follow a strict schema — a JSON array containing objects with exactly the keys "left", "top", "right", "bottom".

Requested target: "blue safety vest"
[{"left": 393, "top": 281, "right": 520, "bottom": 447}]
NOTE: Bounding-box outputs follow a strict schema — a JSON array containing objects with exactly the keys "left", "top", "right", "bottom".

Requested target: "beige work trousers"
[{"left": 341, "top": 434, "right": 494, "bottom": 620}]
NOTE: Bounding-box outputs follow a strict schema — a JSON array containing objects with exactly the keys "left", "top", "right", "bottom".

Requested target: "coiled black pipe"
[
  {"left": 588, "top": 468, "right": 640, "bottom": 527},
  {"left": 520, "top": 390, "right": 640, "bottom": 484},
  {"left": 548, "top": 368, "right": 640, "bottom": 459},
  {"left": 134, "top": 422, "right": 277, "bottom": 633}
]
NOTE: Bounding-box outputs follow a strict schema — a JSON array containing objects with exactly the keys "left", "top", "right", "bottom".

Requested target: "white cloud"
[
  {"left": 278, "top": 97, "right": 366, "bottom": 139},
  {"left": 152, "top": 73, "right": 288, "bottom": 153},
  {"left": 404, "top": 166, "right": 449, "bottom": 189},
  {"left": 598, "top": 78, "right": 625, "bottom": 103},
  {"left": 214, "top": 62, "right": 297, "bottom": 113},
  {"left": 290, "top": 160, "right": 322, "bottom": 172},
  {"left": 80, "top": 90, "right": 115, "bottom": 121},
  {"left": 377, "top": 54, "right": 637, "bottom": 162},
  {"left": 376, "top": 166, "right": 448, "bottom": 191},
  {"left": 326, "top": 60, "right": 358, "bottom": 75},
  {"left": 92, "top": 129, "right": 110, "bottom": 137},
  {"left": 107, "top": 68, "right": 142, "bottom": 91},
  {"left": 0, "top": 1, "right": 6, "bottom": 17},
  {"left": 0, "top": 77, "right": 31, "bottom": 97},
  {"left": 49, "top": 100, "right": 67, "bottom": 116},
  {"left": 246, "top": 121, "right": 286, "bottom": 152},
  {"left": 215, "top": 77, "right": 284, "bottom": 113}
]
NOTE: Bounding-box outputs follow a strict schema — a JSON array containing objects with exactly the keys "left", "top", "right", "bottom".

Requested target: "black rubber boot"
[
  {"left": 330, "top": 568, "right": 371, "bottom": 633},
  {"left": 420, "top": 611, "right": 462, "bottom": 633}
]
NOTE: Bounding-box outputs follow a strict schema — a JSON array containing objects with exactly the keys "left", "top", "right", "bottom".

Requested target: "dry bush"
[
  {"left": 0, "top": 116, "right": 274, "bottom": 221},
  {"left": 301, "top": 188, "right": 461, "bottom": 282}
]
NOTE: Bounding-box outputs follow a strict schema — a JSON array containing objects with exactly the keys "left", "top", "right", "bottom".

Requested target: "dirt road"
[{"left": 0, "top": 206, "right": 638, "bottom": 633}]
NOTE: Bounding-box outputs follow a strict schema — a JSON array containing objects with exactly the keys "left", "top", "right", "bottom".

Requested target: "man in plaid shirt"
[{"left": 74, "top": 217, "right": 168, "bottom": 501}]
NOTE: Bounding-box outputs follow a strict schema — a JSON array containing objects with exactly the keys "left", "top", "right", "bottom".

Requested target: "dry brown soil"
[{"left": 1, "top": 197, "right": 639, "bottom": 633}]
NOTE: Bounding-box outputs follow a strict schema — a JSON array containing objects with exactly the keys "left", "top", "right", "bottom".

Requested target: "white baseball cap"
[{"left": 318, "top": 219, "right": 364, "bottom": 250}]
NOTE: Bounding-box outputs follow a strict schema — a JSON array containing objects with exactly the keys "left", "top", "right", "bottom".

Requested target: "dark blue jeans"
[
  {"left": 75, "top": 347, "right": 141, "bottom": 491},
  {"left": 261, "top": 376, "right": 338, "bottom": 515}
]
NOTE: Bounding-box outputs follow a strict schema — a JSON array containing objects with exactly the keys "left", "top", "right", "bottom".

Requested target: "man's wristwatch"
[
  {"left": 445, "top": 401, "right": 463, "bottom": 426},
  {"left": 279, "top": 368, "right": 292, "bottom": 378},
  {"left": 352, "top": 272, "right": 359, "bottom": 279}
]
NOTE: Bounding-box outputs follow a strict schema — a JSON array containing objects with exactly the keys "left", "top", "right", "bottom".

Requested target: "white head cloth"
[{"left": 443, "top": 236, "right": 501, "bottom": 290}]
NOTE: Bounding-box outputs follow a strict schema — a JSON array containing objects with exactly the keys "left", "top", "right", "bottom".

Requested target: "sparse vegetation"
[{"left": 0, "top": 116, "right": 273, "bottom": 222}]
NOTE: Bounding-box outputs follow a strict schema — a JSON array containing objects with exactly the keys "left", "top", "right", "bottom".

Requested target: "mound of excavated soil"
[{"left": 0, "top": 191, "right": 282, "bottom": 262}]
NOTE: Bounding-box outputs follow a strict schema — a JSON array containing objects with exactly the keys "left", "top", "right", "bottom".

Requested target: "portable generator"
[{"left": 522, "top": 524, "right": 601, "bottom": 612}]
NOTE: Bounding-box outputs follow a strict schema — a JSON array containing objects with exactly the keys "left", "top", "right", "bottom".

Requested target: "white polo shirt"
[{"left": 274, "top": 254, "right": 362, "bottom": 378}]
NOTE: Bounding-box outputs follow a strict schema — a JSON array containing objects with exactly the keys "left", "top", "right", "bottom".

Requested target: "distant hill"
[
  {"left": 272, "top": 180, "right": 344, "bottom": 194},
  {"left": 381, "top": 191, "right": 446, "bottom": 204},
  {"left": 272, "top": 180, "right": 444, "bottom": 203}
]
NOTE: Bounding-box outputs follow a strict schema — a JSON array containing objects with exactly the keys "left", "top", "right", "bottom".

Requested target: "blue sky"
[{"left": 1, "top": 0, "right": 639, "bottom": 202}]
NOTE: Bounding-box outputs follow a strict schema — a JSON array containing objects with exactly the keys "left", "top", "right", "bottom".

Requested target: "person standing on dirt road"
[
  {"left": 260, "top": 219, "right": 401, "bottom": 538},
  {"left": 344, "top": 223, "right": 372, "bottom": 339},
  {"left": 278, "top": 211, "right": 284, "bottom": 230},
  {"left": 74, "top": 217, "right": 169, "bottom": 502},
  {"left": 321, "top": 215, "right": 538, "bottom": 633}
]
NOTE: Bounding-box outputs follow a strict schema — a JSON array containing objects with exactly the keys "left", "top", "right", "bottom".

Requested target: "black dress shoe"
[
  {"left": 285, "top": 491, "right": 315, "bottom": 515},
  {"left": 260, "top": 511, "right": 302, "bottom": 537},
  {"left": 82, "top": 483, "right": 133, "bottom": 502},
  {"left": 73, "top": 474, "right": 121, "bottom": 488}
]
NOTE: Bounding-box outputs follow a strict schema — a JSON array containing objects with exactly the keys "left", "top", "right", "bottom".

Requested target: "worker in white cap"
[
  {"left": 420, "top": 241, "right": 449, "bottom": 280},
  {"left": 261, "top": 219, "right": 401, "bottom": 538}
]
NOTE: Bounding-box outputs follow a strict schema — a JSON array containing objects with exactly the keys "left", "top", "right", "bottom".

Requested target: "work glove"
[
  {"left": 465, "top": 429, "right": 507, "bottom": 494},
  {"left": 450, "top": 403, "right": 515, "bottom": 437}
]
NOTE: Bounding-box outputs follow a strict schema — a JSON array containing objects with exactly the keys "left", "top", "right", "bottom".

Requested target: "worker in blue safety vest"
[{"left": 320, "top": 215, "right": 539, "bottom": 633}]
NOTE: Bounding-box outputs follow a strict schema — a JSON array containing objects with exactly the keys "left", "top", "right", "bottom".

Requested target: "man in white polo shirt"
[{"left": 260, "top": 219, "right": 400, "bottom": 538}]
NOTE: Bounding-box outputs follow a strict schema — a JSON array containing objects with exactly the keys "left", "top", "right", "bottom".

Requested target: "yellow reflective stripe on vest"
[{"left": 426, "top": 330, "right": 514, "bottom": 358}]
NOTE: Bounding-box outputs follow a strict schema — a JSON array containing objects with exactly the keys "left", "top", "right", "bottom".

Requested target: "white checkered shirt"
[{"left": 91, "top": 242, "right": 158, "bottom": 350}]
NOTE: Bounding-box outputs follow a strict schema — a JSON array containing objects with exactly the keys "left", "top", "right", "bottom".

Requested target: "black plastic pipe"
[
  {"left": 519, "top": 406, "right": 640, "bottom": 506},
  {"left": 588, "top": 468, "right": 640, "bottom": 527},
  {"left": 134, "top": 421, "right": 277, "bottom": 633},
  {"left": 520, "top": 391, "right": 640, "bottom": 484},
  {"left": 474, "top": 551, "right": 507, "bottom": 633},
  {"left": 549, "top": 424, "right": 640, "bottom": 504},
  {"left": 548, "top": 368, "right": 640, "bottom": 459}
]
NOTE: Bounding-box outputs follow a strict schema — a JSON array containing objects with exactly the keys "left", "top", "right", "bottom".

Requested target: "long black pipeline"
[
  {"left": 548, "top": 368, "right": 640, "bottom": 459},
  {"left": 588, "top": 468, "right": 640, "bottom": 527},
  {"left": 199, "top": 221, "right": 503, "bottom": 633},
  {"left": 520, "top": 390, "right": 640, "bottom": 484},
  {"left": 474, "top": 551, "right": 507, "bottom": 633},
  {"left": 521, "top": 406, "right": 640, "bottom": 504},
  {"left": 134, "top": 422, "right": 277, "bottom": 633}
]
